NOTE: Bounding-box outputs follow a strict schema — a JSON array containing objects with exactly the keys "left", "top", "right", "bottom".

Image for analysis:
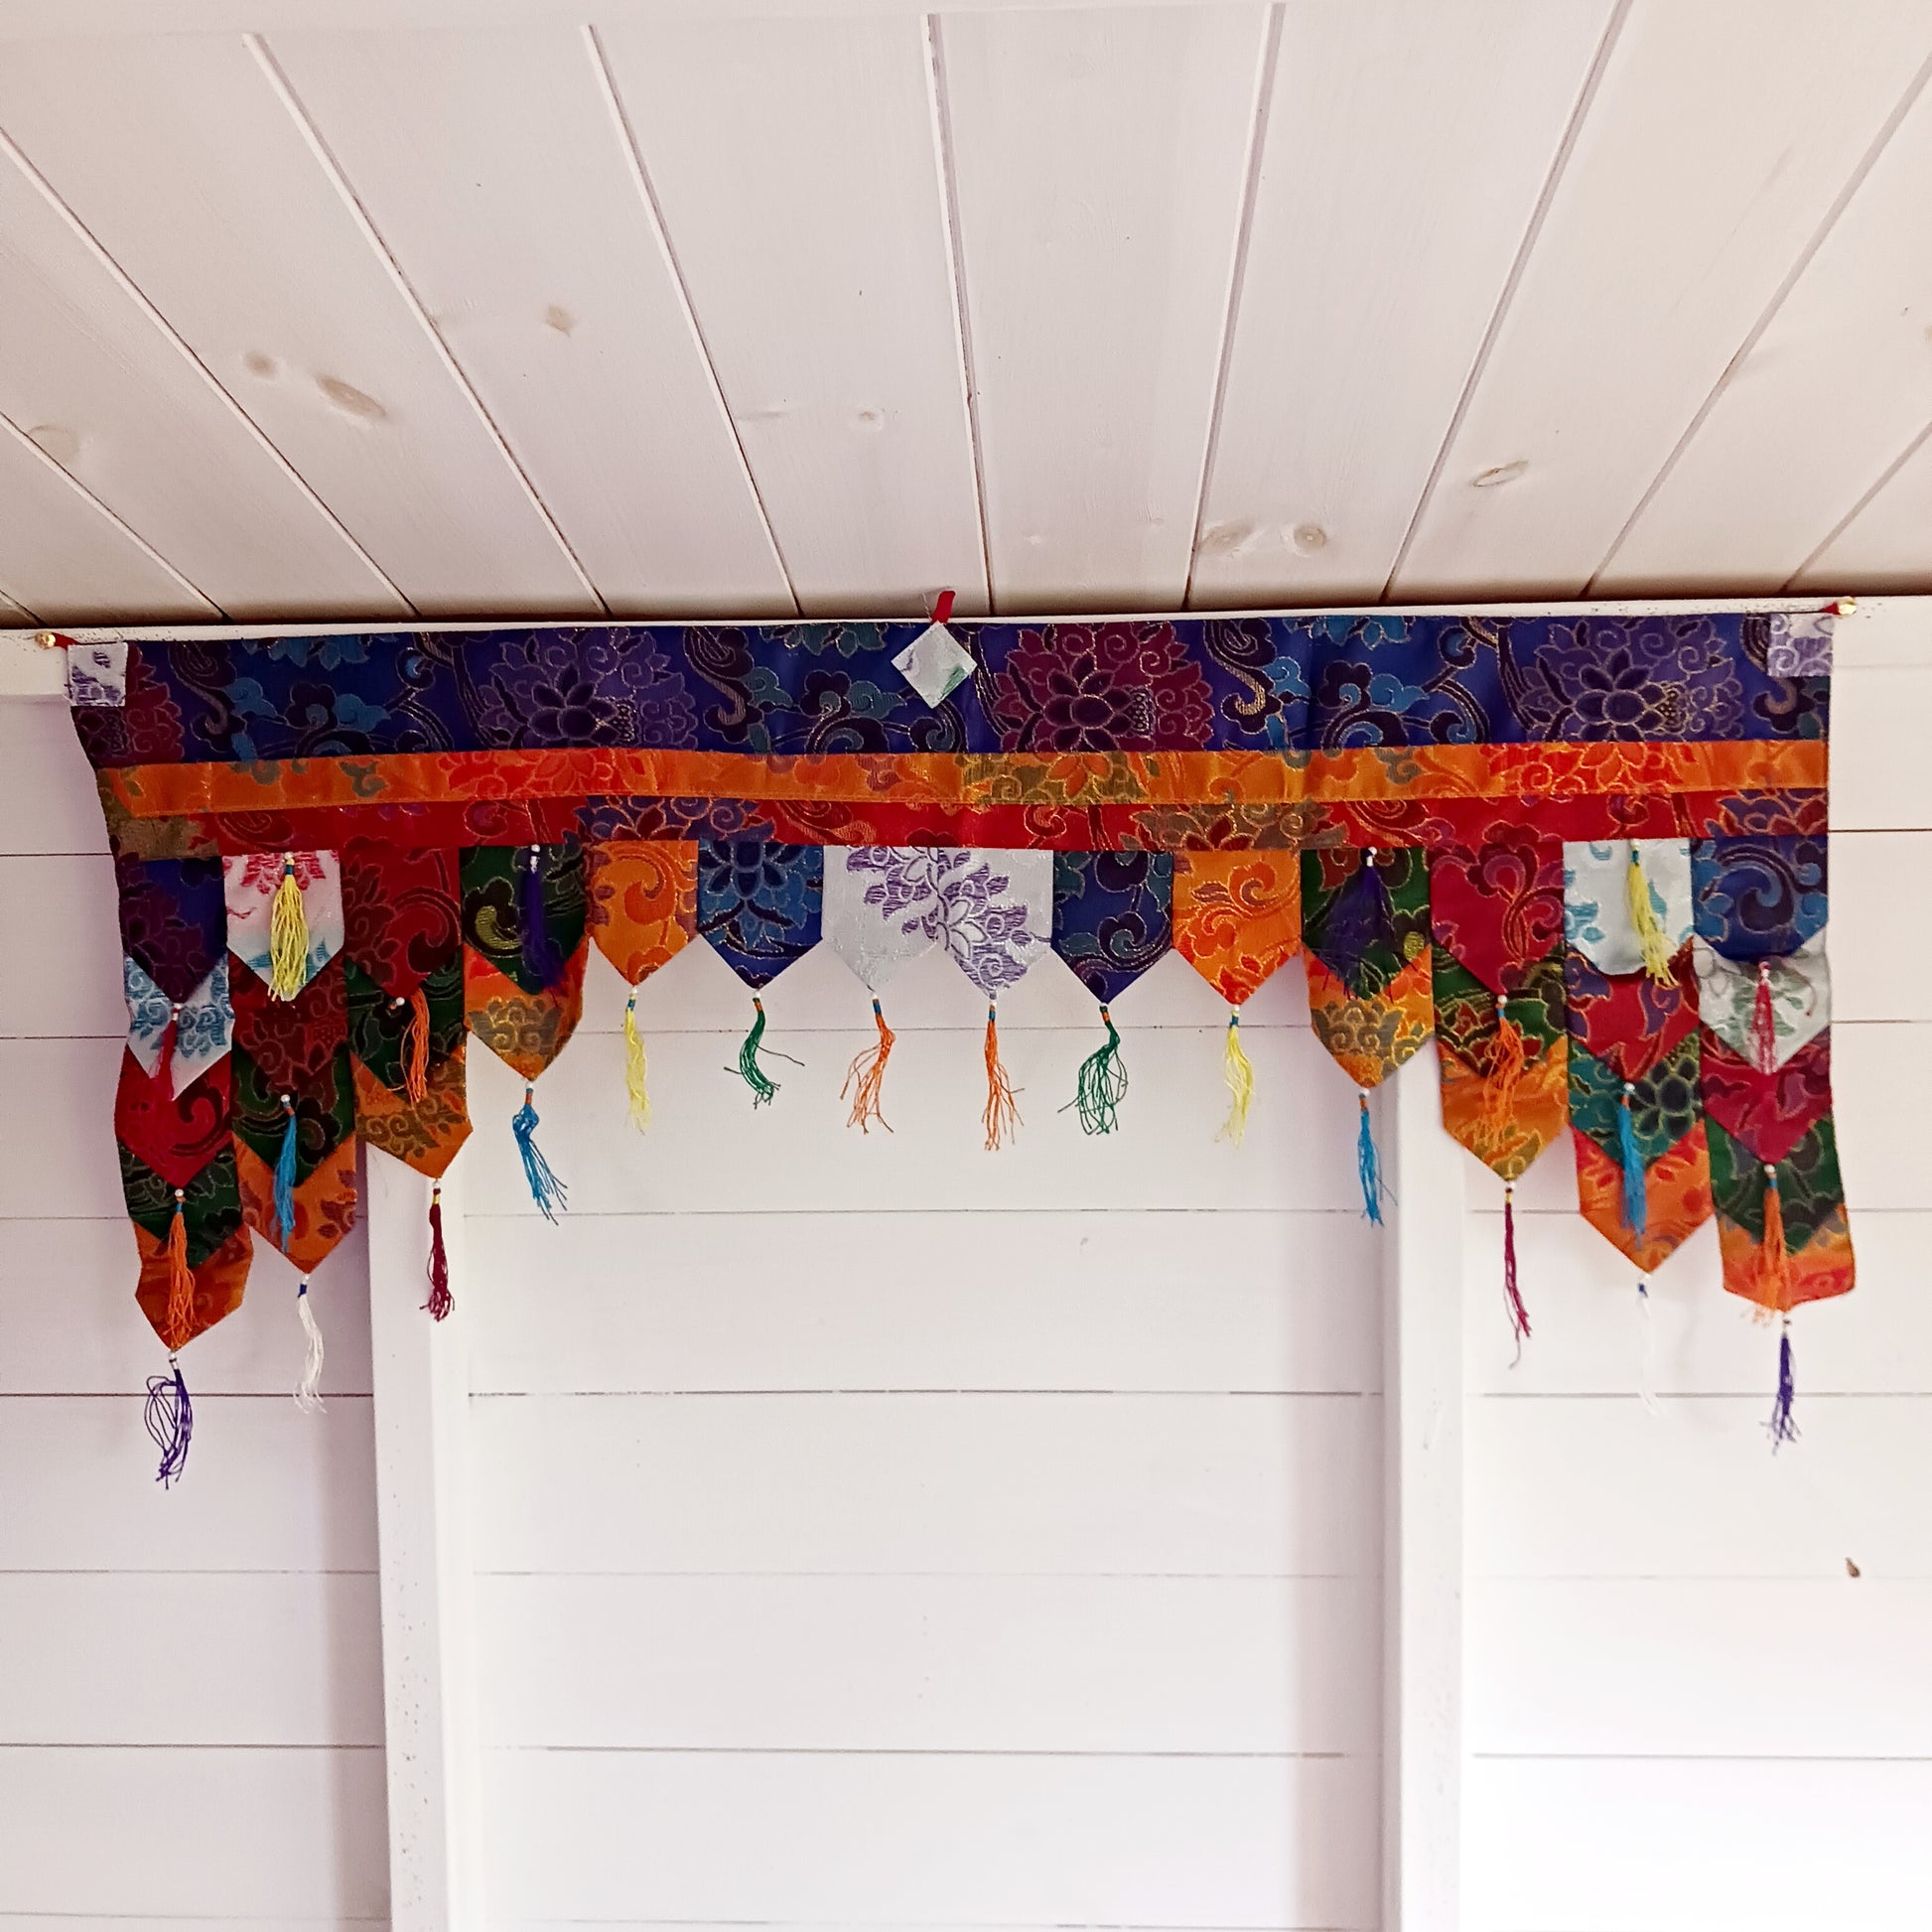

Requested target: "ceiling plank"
[
  {"left": 0, "top": 33, "right": 598, "bottom": 617},
  {"left": 0, "top": 121, "right": 397, "bottom": 620},
  {"left": 0, "top": 417, "right": 217, "bottom": 622},
  {"left": 595, "top": 13, "right": 987, "bottom": 617},
  {"left": 1793, "top": 425, "right": 1932, "bottom": 595},
  {"left": 1188, "top": 0, "right": 1613, "bottom": 609},
  {"left": 1597, "top": 64, "right": 1932, "bottom": 594},
  {"left": 939, "top": 4, "right": 1268, "bottom": 611},
  {"left": 268, "top": 25, "right": 794, "bottom": 619},
  {"left": 1391, "top": 0, "right": 1932, "bottom": 601}
]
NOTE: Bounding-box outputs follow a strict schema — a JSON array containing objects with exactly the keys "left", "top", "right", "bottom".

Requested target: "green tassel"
[
  {"left": 1064, "top": 1003, "right": 1128, "bottom": 1136},
  {"left": 734, "top": 996, "right": 781, "bottom": 1108}
]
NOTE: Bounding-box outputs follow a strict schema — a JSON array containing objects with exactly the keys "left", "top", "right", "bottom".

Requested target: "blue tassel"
[
  {"left": 1768, "top": 1319, "right": 1798, "bottom": 1451},
  {"left": 1616, "top": 1091, "right": 1646, "bottom": 1244},
  {"left": 512, "top": 1083, "right": 568, "bottom": 1223},
  {"left": 273, "top": 1097, "right": 299, "bottom": 1249},
  {"left": 144, "top": 1355, "right": 193, "bottom": 1488},
  {"left": 1356, "top": 1093, "right": 1384, "bottom": 1225},
  {"left": 520, "top": 845, "right": 558, "bottom": 984}
]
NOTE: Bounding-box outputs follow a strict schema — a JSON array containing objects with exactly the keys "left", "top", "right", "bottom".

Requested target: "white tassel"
[
  {"left": 294, "top": 1279, "right": 326, "bottom": 1414},
  {"left": 1636, "top": 1279, "right": 1661, "bottom": 1416}
]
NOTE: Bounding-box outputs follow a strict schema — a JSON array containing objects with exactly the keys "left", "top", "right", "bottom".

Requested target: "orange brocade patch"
[
  {"left": 588, "top": 840, "right": 697, "bottom": 985},
  {"left": 235, "top": 1137, "right": 358, "bottom": 1276},
  {"left": 1171, "top": 850, "right": 1302, "bottom": 1007},
  {"left": 354, "top": 1048, "right": 472, "bottom": 1179},
  {"left": 464, "top": 944, "right": 586, "bottom": 1082},
  {"left": 1440, "top": 1035, "right": 1569, "bottom": 1183},
  {"left": 1718, "top": 1204, "right": 1856, "bottom": 1312},
  {"left": 1575, "top": 1124, "right": 1714, "bottom": 1272},
  {"left": 101, "top": 740, "right": 1827, "bottom": 818},
  {"left": 1306, "top": 951, "right": 1433, "bottom": 1088},
  {"left": 133, "top": 1221, "right": 251, "bottom": 1351}
]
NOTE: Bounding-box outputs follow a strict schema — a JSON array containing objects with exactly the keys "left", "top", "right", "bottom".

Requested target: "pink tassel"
[
  {"left": 1751, "top": 961, "right": 1778, "bottom": 1074},
  {"left": 1502, "top": 1183, "right": 1531, "bottom": 1353}
]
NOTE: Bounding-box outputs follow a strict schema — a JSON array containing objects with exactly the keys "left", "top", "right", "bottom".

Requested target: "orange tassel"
[
  {"left": 983, "top": 1002, "right": 1020, "bottom": 1152},
  {"left": 1753, "top": 1168, "right": 1791, "bottom": 1313},
  {"left": 842, "top": 998, "right": 896, "bottom": 1134},
  {"left": 165, "top": 1193, "right": 194, "bottom": 1349},
  {"left": 1485, "top": 1002, "right": 1527, "bottom": 1137},
  {"left": 405, "top": 985, "right": 430, "bottom": 1103}
]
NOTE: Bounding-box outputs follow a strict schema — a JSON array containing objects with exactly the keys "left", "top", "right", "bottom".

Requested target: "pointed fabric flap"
[
  {"left": 1564, "top": 948, "right": 1699, "bottom": 1081},
  {"left": 343, "top": 842, "right": 464, "bottom": 996},
  {"left": 1172, "top": 850, "right": 1301, "bottom": 1008},
  {"left": 1563, "top": 838, "right": 1693, "bottom": 976},
  {"left": 696, "top": 840, "right": 824, "bottom": 990},
  {"left": 117, "top": 856, "right": 226, "bottom": 1003},
  {"left": 125, "top": 954, "right": 232, "bottom": 1095},
  {"left": 1301, "top": 847, "right": 1432, "bottom": 1089},
  {"left": 935, "top": 848, "right": 1052, "bottom": 997},
  {"left": 1702, "top": 1030, "right": 1833, "bottom": 1169},
  {"left": 224, "top": 851, "right": 344, "bottom": 992},
  {"left": 822, "top": 847, "right": 944, "bottom": 992},
  {"left": 1709, "top": 1114, "right": 1854, "bottom": 1311},
  {"left": 1050, "top": 852, "right": 1173, "bottom": 1005},
  {"left": 1576, "top": 1123, "right": 1713, "bottom": 1273},
  {"left": 588, "top": 840, "right": 697, "bottom": 987},
  {"left": 1692, "top": 835, "right": 1827, "bottom": 960},
  {"left": 461, "top": 842, "right": 587, "bottom": 996},
  {"left": 1694, "top": 934, "right": 1830, "bottom": 1065}
]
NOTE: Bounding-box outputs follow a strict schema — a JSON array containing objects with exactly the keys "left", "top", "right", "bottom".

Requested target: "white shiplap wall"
[{"left": 1, "top": 598, "right": 1927, "bottom": 1929}]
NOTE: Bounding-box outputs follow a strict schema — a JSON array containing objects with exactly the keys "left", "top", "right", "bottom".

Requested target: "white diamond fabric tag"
[{"left": 893, "top": 621, "right": 976, "bottom": 708}]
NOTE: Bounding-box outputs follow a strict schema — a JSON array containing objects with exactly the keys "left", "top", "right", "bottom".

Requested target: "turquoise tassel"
[
  {"left": 272, "top": 1097, "right": 299, "bottom": 1248},
  {"left": 511, "top": 1084, "right": 568, "bottom": 1223},
  {"left": 1356, "top": 1093, "right": 1384, "bottom": 1225},
  {"left": 1616, "top": 1090, "right": 1646, "bottom": 1244}
]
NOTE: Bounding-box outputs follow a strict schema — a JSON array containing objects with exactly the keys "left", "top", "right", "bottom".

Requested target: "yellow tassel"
[
  {"left": 842, "top": 998, "right": 896, "bottom": 1134},
  {"left": 983, "top": 1002, "right": 1020, "bottom": 1152},
  {"left": 1626, "top": 847, "right": 1676, "bottom": 984},
  {"left": 404, "top": 986, "right": 430, "bottom": 1103},
  {"left": 165, "top": 1192, "right": 194, "bottom": 1350},
  {"left": 622, "top": 992, "right": 651, "bottom": 1132},
  {"left": 267, "top": 854, "right": 309, "bottom": 1001},
  {"left": 1753, "top": 1168, "right": 1791, "bottom": 1315},
  {"left": 1217, "top": 1009, "right": 1254, "bottom": 1146},
  {"left": 1484, "top": 1003, "right": 1526, "bottom": 1137}
]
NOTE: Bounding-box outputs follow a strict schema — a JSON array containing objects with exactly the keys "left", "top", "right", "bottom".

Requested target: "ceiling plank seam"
[
  {"left": 1379, "top": 0, "right": 1634, "bottom": 601},
  {"left": 247, "top": 31, "right": 606, "bottom": 617},
  {"left": 1588, "top": 37, "right": 1932, "bottom": 597},
  {"left": 921, "top": 13, "right": 995, "bottom": 620},
  {"left": 1180, "top": 1, "right": 1284, "bottom": 615},
  {"left": 0, "top": 113, "right": 398, "bottom": 621},
  {"left": 583, "top": 23, "right": 801, "bottom": 621}
]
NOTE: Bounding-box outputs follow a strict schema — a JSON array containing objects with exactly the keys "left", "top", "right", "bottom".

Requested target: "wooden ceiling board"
[
  {"left": 1187, "top": 0, "right": 1614, "bottom": 608},
  {"left": 1597, "top": 66, "right": 1932, "bottom": 594},
  {"left": 1392, "top": 0, "right": 1932, "bottom": 601},
  {"left": 0, "top": 32, "right": 597, "bottom": 616},
  {"left": 268, "top": 25, "right": 795, "bottom": 618},
  {"left": 939, "top": 4, "right": 1270, "bottom": 611},
  {"left": 595, "top": 13, "right": 988, "bottom": 616},
  {"left": 0, "top": 114, "right": 398, "bottom": 619},
  {"left": 1796, "top": 426, "right": 1932, "bottom": 594},
  {"left": 0, "top": 419, "right": 216, "bottom": 622}
]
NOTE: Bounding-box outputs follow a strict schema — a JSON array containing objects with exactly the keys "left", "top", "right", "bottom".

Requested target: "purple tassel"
[
  {"left": 1768, "top": 1318, "right": 1798, "bottom": 1451},
  {"left": 520, "top": 845, "right": 559, "bottom": 984},
  {"left": 144, "top": 1355, "right": 193, "bottom": 1488}
]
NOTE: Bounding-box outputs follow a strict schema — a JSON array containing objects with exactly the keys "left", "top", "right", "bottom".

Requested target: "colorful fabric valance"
[{"left": 62, "top": 607, "right": 1846, "bottom": 1478}]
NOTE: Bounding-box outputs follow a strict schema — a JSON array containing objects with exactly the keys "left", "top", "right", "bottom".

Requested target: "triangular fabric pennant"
[
  {"left": 1695, "top": 935, "right": 1830, "bottom": 1066},
  {"left": 696, "top": 840, "right": 824, "bottom": 990},
  {"left": 224, "top": 852, "right": 344, "bottom": 993},
  {"left": 588, "top": 841, "right": 697, "bottom": 987},
  {"left": 1564, "top": 838, "right": 1693, "bottom": 976},
  {"left": 1171, "top": 850, "right": 1301, "bottom": 1007},
  {"left": 125, "top": 954, "right": 232, "bottom": 1096}
]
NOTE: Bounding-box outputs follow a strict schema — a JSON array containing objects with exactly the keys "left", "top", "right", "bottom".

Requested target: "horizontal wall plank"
[
  {"left": 1467, "top": 1394, "right": 1932, "bottom": 1580},
  {"left": 0, "top": 1036, "right": 149, "bottom": 1220},
  {"left": 0, "top": 696, "right": 106, "bottom": 856},
  {"left": 1831, "top": 666, "right": 1932, "bottom": 831},
  {"left": 1465, "top": 1208, "right": 1932, "bottom": 1398},
  {"left": 1469, "top": 1578, "right": 1932, "bottom": 1757},
  {"left": 1467, "top": 1757, "right": 1932, "bottom": 1932},
  {"left": 0, "top": 1217, "right": 372, "bottom": 1397},
  {"left": 473, "top": 1391, "right": 1379, "bottom": 1580},
  {"left": 0, "top": 1744, "right": 387, "bottom": 1921},
  {"left": 484, "top": 1746, "right": 1377, "bottom": 1928},
  {"left": 481, "top": 1572, "right": 1377, "bottom": 1755},
  {"left": 466, "top": 1209, "right": 1378, "bottom": 1395},
  {"left": 2, "top": 1395, "right": 376, "bottom": 1573},
  {"left": 0, "top": 1571, "right": 381, "bottom": 1745},
  {"left": 0, "top": 852, "right": 122, "bottom": 1035}
]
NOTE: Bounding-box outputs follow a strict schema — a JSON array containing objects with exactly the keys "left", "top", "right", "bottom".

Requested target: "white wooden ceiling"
[{"left": 1, "top": 0, "right": 1931, "bottom": 625}]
